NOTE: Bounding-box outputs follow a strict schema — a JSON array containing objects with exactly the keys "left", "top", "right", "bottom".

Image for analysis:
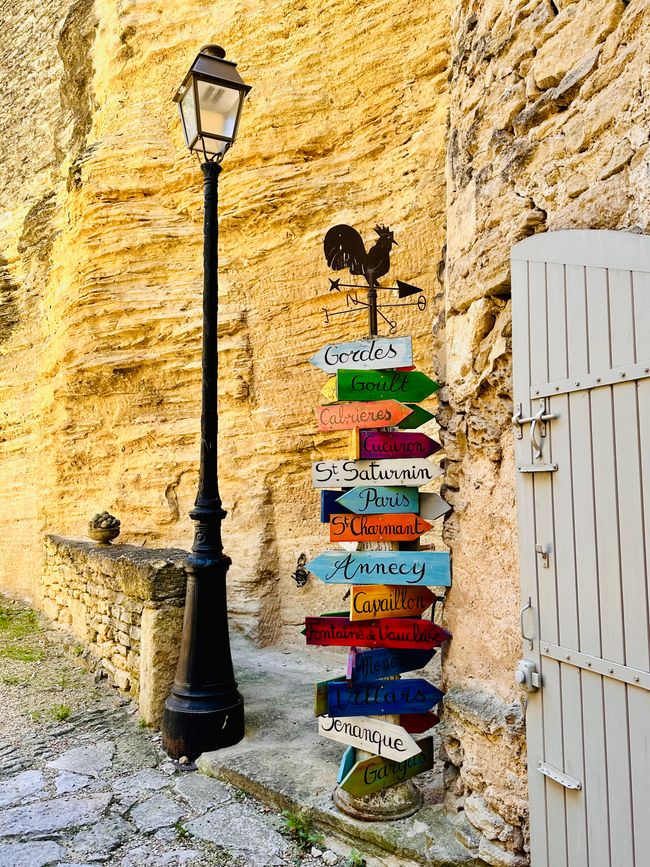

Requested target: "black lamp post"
[{"left": 162, "top": 45, "right": 252, "bottom": 761}]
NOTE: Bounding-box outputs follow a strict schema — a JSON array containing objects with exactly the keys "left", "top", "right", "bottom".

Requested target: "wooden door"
[{"left": 511, "top": 231, "right": 650, "bottom": 867}]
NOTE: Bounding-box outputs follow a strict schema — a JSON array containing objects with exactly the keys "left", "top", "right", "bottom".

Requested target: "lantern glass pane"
[
  {"left": 179, "top": 83, "right": 198, "bottom": 147},
  {"left": 197, "top": 79, "right": 241, "bottom": 142}
]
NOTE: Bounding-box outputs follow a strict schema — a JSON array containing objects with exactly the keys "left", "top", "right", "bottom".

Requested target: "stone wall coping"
[{"left": 45, "top": 535, "right": 189, "bottom": 602}]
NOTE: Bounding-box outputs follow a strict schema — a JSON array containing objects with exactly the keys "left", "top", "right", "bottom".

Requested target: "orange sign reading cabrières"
[
  {"left": 329, "top": 513, "right": 432, "bottom": 543},
  {"left": 316, "top": 400, "right": 412, "bottom": 432}
]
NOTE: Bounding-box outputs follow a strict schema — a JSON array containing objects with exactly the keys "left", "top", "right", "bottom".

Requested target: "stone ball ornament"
[{"left": 88, "top": 511, "right": 121, "bottom": 544}]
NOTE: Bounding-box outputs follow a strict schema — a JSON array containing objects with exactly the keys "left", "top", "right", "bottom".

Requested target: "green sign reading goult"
[
  {"left": 336, "top": 369, "right": 439, "bottom": 403},
  {"left": 339, "top": 735, "right": 434, "bottom": 797}
]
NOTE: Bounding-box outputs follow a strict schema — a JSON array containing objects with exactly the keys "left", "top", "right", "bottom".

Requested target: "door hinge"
[{"left": 537, "top": 762, "right": 582, "bottom": 791}]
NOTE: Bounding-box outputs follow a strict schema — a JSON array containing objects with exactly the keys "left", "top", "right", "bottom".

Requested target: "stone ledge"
[{"left": 45, "top": 535, "right": 189, "bottom": 602}]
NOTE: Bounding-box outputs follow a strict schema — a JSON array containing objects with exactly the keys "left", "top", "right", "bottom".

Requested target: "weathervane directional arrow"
[{"left": 326, "top": 278, "right": 423, "bottom": 297}]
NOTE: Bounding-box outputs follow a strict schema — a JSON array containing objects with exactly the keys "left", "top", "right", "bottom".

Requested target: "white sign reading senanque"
[
  {"left": 318, "top": 715, "right": 421, "bottom": 761},
  {"left": 311, "top": 459, "right": 442, "bottom": 488}
]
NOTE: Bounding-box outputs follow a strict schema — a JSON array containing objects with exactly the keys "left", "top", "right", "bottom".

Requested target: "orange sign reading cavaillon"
[
  {"left": 329, "top": 513, "right": 433, "bottom": 543},
  {"left": 350, "top": 585, "right": 436, "bottom": 621}
]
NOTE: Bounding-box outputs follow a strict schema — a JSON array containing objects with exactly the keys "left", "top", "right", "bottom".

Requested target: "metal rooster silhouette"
[
  {"left": 321, "top": 223, "right": 425, "bottom": 337},
  {"left": 324, "top": 224, "right": 398, "bottom": 287}
]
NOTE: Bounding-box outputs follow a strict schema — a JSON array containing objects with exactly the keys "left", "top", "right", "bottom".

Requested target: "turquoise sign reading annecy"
[{"left": 306, "top": 550, "right": 451, "bottom": 586}]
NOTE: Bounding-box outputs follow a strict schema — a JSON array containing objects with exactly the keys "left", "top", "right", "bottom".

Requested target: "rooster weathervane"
[{"left": 322, "top": 223, "right": 425, "bottom": 337}]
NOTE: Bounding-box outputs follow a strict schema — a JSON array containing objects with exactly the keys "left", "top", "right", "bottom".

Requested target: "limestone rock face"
[
  {"left": 441, "top": 0, "right": 650, "bottom": 860},
  {"left": 0, "top": 0, "right": 450, "bottom": 638}
]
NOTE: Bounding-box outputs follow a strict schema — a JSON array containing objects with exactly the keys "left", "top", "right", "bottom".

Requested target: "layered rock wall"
[
  {"left": 439, "top": 1, "right": 650, "bottom": 863},
  {"left": 0, "top": 0, "right": 450, "bottom": 642}
]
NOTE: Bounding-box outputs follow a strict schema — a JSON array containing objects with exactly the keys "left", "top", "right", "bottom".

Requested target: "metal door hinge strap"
[
  {"left": 518, "top": 463, "right": 558, "bottom": 473},
  {"left": 541, "top": 643, "right": 650, "bottom": 692},
  {"left": 538, "top": 762, "right": 582, "bottom": 790},
  {"left": 531, "top": 361, "right": 650, "bottom": 399}
]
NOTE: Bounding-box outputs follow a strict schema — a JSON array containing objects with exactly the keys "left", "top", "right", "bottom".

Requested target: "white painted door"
[{"left": 511, "top": 231, "right": 650, "bottom": 867}]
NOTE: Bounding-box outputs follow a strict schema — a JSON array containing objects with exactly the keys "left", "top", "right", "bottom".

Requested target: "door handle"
[{"left": 520, "top": 596, "right": 534, "bottom": 650}]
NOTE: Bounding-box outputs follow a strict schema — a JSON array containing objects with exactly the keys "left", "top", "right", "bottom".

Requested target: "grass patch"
[
  {"left": 175, "top": 819, "right": 189, "bottom": 840},
  {"left": 346, "top": 850, "right": 366, "bottom": 867},
  {"left": 51, "top": 704, "right": 72, "bottom": 721},
  {"left": 1, "top": 674, "right": 21, "bottom": 685},
  {"left": 0, "top": 605, "right": 40, "bottom": 640},
  {"left": 281, "top": 810, "right": 324, "bottom": 853},
  {"left": 1, "top": 645, "right": 44, "bottom": 662}
]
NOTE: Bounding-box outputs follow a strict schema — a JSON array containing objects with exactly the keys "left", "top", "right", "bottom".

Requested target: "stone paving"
[{"left": 0, "top": 598, "right": 350, "bottom": 867}]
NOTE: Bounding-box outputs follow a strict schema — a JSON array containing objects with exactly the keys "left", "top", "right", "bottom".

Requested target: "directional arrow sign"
[
  {"left": 304, "top": 616, "right": 451, "bottom": 649},
  {"left": 336, "top": 369, "right": 439, "bottom": 403},
  {"left": 349, "top": 647, "right": 436, "bottom": 682},
  {"left": 337, "top": 746, "right": 355, "bottom": 784},
  {"left": 320, "top": 377, "right": 338, "bottom": 403},
  {"left": 314, "top": 675, "right": 346, "bottom": 716},
  {"left": 319, "top": 715, "right": 421, "bottom": 761},
  {"left": 330, "top": 513, "right": 433, "bottom": 543},
  {"left": 397, "top": 404, "right": 435, "bottom": 430},
  {"left": 339, "top": 736, "right": 434, "bottom": 797},
  {"left": 336, "top": 487, "right": 419, "bottom": 515},
  {"left": 350, "top": 585, "right": 435, "bottom": 620},
  {"left": 419, "top": 493, "right": 452, "bottom": 522},
  {"left": 359, "top": 430, "right": 441, "bottom": 460},
  {"left": 320, "top": 490, "right": 352, "bottom": 522},
  {"left": 312, "top": 459, "right": 442, "bottom": 488},
  {"left": 327, "top": 678, "right": 443, "bottom": 717},
  {"left": 306, "top": 551, "right": 451, "bottom": 586},
  {"left": 317, "top": 401, "right": 412, "bottom": 431},
  {"left": 309, "top": 337, "right": 412, "bottom": 374},
  {"left": 400, "top": 712, "right": 440, "bottom": 734}
]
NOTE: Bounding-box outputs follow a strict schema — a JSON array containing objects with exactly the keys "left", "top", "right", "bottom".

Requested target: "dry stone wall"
[
  {"left": 42, "top": 535, "right": 186, "bottom": 725},
  {"left": 439, "top": 1, "right": 650, "bottom": 864}
]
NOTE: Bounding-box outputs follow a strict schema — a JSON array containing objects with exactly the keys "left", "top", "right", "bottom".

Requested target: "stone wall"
[
  {"left": 438, "top": 1, "right": 650, "bottom": 864},
  {"left": 42, "top": 535, "right": 186, "bottom": 726}
]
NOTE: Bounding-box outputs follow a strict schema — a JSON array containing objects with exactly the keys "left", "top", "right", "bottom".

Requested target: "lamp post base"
[{"left": 162, "top": 689, "right": 245, "bottom": 761}]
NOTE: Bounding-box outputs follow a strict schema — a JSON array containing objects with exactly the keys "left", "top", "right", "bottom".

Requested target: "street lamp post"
[{"left": 162, "top": 45, "right": 252, "bottom": 761}]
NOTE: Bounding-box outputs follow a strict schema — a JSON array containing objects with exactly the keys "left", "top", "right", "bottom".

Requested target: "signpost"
[
  {"left": 400, "top": 712, "right": 440, "bottom": 734},
  {"left": 339, "top": 736, "right": 434, "bottom": 797},
  {"left": 326, "top": 678, "right": 443, "bottom": 717},
  {"left": 335, "top": 486, "right": 419, "bottom": 515},
  {"left": 336, "top": 369, "right": 439, "bottom": 403},
  {"left": 316, "top": 401, "right": 412, "bottom": 431},
  {"left": 348, "top": 647, "right": 436, "bottom": 681},
  {"left": 319, "top": 715, "right": 421, "bottom": 761},
  {"left": 330, "top": 513, "right": 433, "bottom": 543},
  {"left": 306, "top": 550, "right": 451, "bottom": 586},
  {"left": 419, "top": 493, "right": 453, "bottom": 522},
  {"left": 350, "top": 585, "right": 435, "bottom": 620},
  {"left": 311, "top": 458, "right": 442, "bottom": 488},
  {"left": 309, "top": 337, "right": 413, "bottom": 374},
  {"left": 306, "top": 228, "right": 451, "bottom": 819},
  {"left": 397, "top": 404, "right": 435, "bottom": 430},
  {"left": 358, "top": 430, "right": 441, "bottom": 460},
  {"left": 304, "top": 615, "right": 451, "bottom": 649}
]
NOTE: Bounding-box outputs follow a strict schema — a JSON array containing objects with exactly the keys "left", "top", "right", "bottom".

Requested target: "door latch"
[
  {"left": 535, "top": 543, "right": 550, "bottom": 568},
  {"left": 516, "top": 659, "right": 542, "bottom": 692}
]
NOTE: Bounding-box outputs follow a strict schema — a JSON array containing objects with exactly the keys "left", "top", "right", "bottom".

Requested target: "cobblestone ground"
[{"left": 0, "top": 598, "right": 348, "bottom": 867}]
